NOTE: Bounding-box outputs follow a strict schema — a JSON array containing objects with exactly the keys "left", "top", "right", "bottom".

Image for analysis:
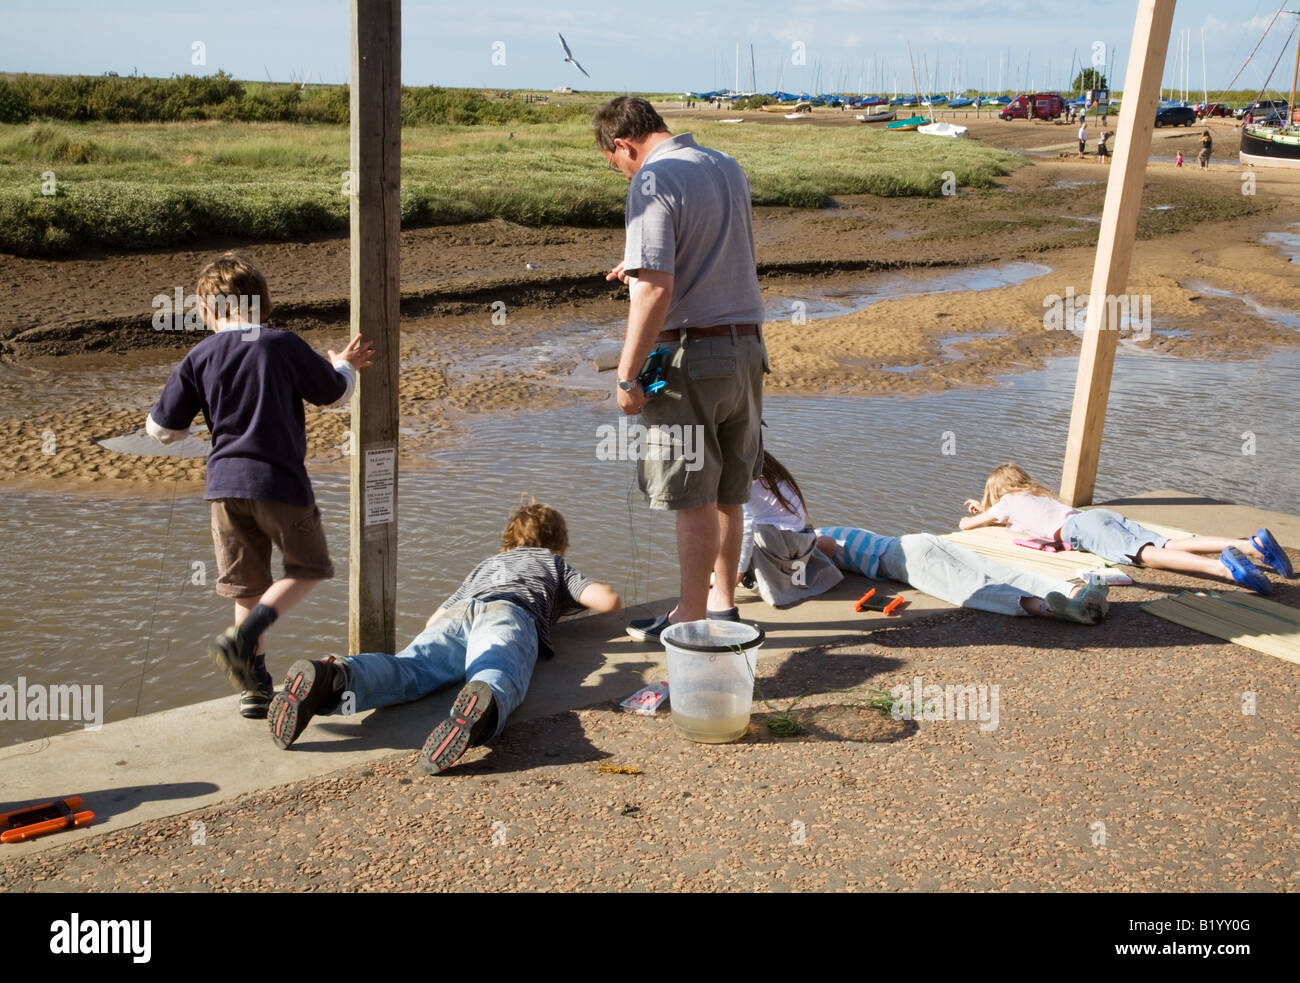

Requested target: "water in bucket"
[{"left": 660, "top": 620, "right": 766, "bottom": 743}]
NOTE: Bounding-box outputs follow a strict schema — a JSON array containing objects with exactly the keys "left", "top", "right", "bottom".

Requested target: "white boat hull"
[{"left": 918, "top": 122, "right": 968, "bottom": 138}]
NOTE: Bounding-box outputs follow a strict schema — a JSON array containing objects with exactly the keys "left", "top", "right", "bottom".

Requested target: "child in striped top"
[{"left": 266, "top": 502, "right": 621, "bottom": 774}]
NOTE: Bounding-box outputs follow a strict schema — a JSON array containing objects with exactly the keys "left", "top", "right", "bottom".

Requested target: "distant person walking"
[
  {"left": 1198, "top": 129, "right": 1213, "bottom": 169},
  {"left": 592, "top": 96, "right": 768, "bottom": 641}
]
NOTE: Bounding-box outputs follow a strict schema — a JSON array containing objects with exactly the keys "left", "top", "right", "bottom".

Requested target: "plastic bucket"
[{"left": 660, "top": 620, "right": 766, "bottom": 744}]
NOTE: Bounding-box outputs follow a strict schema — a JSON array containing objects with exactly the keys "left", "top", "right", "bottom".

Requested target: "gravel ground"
[{"left": 3, "top": 566, "right": 1297, "bottom": 893}]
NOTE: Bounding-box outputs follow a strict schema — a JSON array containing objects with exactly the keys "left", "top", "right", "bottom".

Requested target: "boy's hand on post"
[{"left": 329, "top": 335, "right": 375, "bottom": 371}]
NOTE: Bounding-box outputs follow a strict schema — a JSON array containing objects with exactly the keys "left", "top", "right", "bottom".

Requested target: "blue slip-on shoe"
[
  {"left": 706, "top": 607, "right": 741, "bottom": 621},
  {"left": 1250, "top": 528, "right": 1293, "bottom": 579},
  {"left": 1222, "top": 547, "right": 1272, "bottom": 595}
]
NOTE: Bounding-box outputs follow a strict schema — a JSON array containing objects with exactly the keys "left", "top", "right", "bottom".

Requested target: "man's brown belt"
[{"left": 655, "top": 323, "right": 760, "bottom": 343}]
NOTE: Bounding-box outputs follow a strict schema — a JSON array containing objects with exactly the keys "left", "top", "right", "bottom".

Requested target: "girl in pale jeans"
[{"left": 742, "top": 455, "right": 1111, "bottom": 623}]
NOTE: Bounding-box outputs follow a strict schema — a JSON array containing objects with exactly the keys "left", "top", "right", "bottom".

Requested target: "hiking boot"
[
  {"left": 1046, "top": 584, "right": 1109, "bottom": 625},
  {"left": 239, "top": 656, "right": 275, "bottom": 719},
  {"left": 268, "top": 658, "right": 343, "bottom": 750},
  {"left": 417, "top": 681, "right": 498, "bottom": 775},
  {"left": 210, "top": 624, "right": 259, "bottom": 691}
]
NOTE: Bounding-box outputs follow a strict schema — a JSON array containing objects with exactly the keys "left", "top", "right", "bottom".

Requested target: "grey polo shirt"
[{"left": 621, "top": 133, "right": 765, "bottom": 331}]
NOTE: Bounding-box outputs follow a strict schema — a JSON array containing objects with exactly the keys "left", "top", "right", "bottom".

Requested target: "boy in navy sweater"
[{"left": 147, "top": 252, "right": 373, "bottom": 718}]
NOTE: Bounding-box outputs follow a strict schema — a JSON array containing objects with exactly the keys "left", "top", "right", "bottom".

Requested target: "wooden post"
[
  {"left": 1059, "top": 0, "right": 1176, "bottom": 506},
  {"left": 348, "top": 0, "right": 401, "bottom": 654}
]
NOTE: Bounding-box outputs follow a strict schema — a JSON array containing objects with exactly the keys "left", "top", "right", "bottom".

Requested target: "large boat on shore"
[{"left": 1239, "top": 12, "right": 1300, "bottom": 169}]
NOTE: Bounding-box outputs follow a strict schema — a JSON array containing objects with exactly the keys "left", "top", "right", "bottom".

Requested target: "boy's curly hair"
[
  {"left": 196, "top": 251, "right": 272, "bottom": 322},
  {"left": 501, "top": 502, "right": 568, "bottom": 554}
]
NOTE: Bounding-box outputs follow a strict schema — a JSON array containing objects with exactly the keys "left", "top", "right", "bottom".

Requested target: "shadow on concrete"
[
  {"left": 755, "top": 637, "right": 907, "bottom": 700},
  {"left": 455, "top": 710, "right": 612, "bottom": 775},
  {"left": 746, "top": 704, "right": 919, "bottom": 744},
  {"left": 1, "top": 781, "right": 221, "bottom": 825}
]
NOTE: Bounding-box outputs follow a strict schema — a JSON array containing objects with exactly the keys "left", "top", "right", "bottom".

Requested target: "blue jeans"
[{"left": 337, "top": 599, "right": 538, "bottom": 739}]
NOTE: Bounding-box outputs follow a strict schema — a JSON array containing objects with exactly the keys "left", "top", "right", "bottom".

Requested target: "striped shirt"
[
  {"left": 814, "top": 526, "right": 897, "bottom": 579},
  {"left": 443, "top": 548, "right": 594, "bottom": 659}
]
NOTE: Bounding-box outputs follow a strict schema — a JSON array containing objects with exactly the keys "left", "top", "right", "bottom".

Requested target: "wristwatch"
[{"left": 618, "top": 378, "right": 638, "bottom": 392}]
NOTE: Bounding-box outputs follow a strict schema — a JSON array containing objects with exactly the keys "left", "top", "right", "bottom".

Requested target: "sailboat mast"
[
  {"left": 1290, "top": 13, "right": 1300, "bottom": 126},
  {"left": 907, "top": 41, "right": 923, "bottom": 111}
]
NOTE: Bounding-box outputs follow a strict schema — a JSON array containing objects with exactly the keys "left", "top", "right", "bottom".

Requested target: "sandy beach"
[{"left": 1, "top": 116, "right": 1297, "bottom": 495}]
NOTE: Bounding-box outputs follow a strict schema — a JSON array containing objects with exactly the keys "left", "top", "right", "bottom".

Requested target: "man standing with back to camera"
[{"left": 591, "top": 96, "right": 768, "bottom": 640}]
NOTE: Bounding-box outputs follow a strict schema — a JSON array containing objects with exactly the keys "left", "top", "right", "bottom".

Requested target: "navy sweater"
[{"left": 151, "top": 327, "right": 346, "bottom": 506}]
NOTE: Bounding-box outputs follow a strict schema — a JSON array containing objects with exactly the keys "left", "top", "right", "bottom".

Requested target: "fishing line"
[
  {"left": 134, "top": 477, "right": 180, "bottom": 717},
  {"left": 625, "top": 467, "right": 645, "bottom": 606}
]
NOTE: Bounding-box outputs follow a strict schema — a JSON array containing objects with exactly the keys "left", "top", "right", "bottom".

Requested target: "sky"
[{"left": 1, "top": 1, "right": 1296, "bottom": 98}]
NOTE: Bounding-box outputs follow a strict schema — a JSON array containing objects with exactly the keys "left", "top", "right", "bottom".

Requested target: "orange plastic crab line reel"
[
  {"left": 0, "top": 797, "right": 94, "bottom": 844},
  {"left": 853, "top": 588, "right": 877, "bottom": 612},
  {"left": 883, "top": 597, "right": 908, "bottom": 616}
]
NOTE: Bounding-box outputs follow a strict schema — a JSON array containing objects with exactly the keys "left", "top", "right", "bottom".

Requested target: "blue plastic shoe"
[
  {"left": 1222, "top": 547, "right": 1272, "bottom": 595},
  {"left": 1250, "top": 528, "right": 1293, "bottom": 578}
]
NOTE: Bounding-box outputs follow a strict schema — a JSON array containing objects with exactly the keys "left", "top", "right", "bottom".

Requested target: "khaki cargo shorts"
[
  {"left": 637, "top": 332, "right": 767, "bottom": 510},
  {"left": 210, "top": 498, "right": 335, "bottom": 598}
]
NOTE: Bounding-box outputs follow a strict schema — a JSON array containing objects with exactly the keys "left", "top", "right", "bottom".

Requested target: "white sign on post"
[{"left": 363, "top": 446, "right": 396, "bottom": 526}]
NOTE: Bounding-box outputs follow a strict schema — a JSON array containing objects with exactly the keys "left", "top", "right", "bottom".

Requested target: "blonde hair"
[
  {"left": 501, "top": 501, "right": 568, "bottom": 554},
  {"left": 196, "top": 251, "right": 272, "bottom": 323},
  {"left": 980, "top": 463, "right": 1060, "bottom": 511}
]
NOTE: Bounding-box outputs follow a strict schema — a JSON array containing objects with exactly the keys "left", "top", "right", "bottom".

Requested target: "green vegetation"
[
  {"left": 1070, "top": 68, "right": 1109, "bottom": 95},
  {"left": 0, "top": 116, "right": 1022, "bottom": 256},
  {"left": 0, "top": 72, "right": 600, "bottom": 126}
]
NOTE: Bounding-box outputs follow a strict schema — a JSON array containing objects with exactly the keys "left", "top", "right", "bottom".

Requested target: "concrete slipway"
[{"left": 2, "top": 489, "right": 1296, "bottom": 856}]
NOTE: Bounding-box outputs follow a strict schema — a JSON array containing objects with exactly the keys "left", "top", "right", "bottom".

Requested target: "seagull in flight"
[{"left": 558, "top": 33, "right": 590, "bottom": 78}]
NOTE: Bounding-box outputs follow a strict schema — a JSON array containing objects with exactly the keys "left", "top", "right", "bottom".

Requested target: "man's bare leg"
[
  {"left": 707, "top": 503, "right": 743, "bottom": 613},
  {"left": 669, "top": 504, "right": 721, "bottom": 622}
]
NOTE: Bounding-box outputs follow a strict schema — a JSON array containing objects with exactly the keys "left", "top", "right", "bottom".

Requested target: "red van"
[{"left": 999, "top": 92, "right": 1066, "bottom": 120}]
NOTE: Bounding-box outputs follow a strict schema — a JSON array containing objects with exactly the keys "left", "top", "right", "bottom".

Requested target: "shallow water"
[
  {"left": 4, "top": 336, "right": 1298, "bottom": 745},
  {"left": 1262, "top": 225, "right": 1300, "bottom": 264}
]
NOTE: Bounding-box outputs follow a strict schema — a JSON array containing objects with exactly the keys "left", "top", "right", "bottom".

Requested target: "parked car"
[
  {"left": 999, "top": 92, "right": 1067, "bottom": 120},
  {"left": 1236, "top": 98, "right": 1289, "bottom": 120},
  {"left": 1197, "top": 102, "right": 1231, "bottom": 118},
  {"left": 1155, "top": 105, "right": 1197, "bottom": 126}
]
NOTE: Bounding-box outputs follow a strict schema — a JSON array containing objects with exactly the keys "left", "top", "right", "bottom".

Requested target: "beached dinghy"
[
  {"left": 856, "top": 110, "right": 896, "bottom": 123},
  {"left": 918, "top": 121, "right": 968, "bottom": 138},
  {"left": 887, "top": 114, "right": 927, "bottom": 131}
]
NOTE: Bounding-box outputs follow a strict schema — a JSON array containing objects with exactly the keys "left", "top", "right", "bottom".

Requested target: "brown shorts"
[
  {"left": 637, "top": 332, "right": 767, "bottom": 510},
  {"left": 210, "top": 498, "right": 335, "bottom": 598}
]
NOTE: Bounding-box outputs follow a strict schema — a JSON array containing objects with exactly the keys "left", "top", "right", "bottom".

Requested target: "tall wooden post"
[
  {"left": 348, "top": 0, "right": 401, "bottom": 654},
  {"left": 1059, "top": 0, "right": 1176, "bottom": 506}
]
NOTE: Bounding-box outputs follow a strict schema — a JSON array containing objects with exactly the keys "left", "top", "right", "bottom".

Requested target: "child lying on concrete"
[
  {"left": 267, "top": 503, "right": 621, "bottom": 774},
  {"left": 962, "top": 463, "right": 1293, "bottom": 595},
  {"left": 741, "top": 454, "right": 1109, "bottom": 622}
]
